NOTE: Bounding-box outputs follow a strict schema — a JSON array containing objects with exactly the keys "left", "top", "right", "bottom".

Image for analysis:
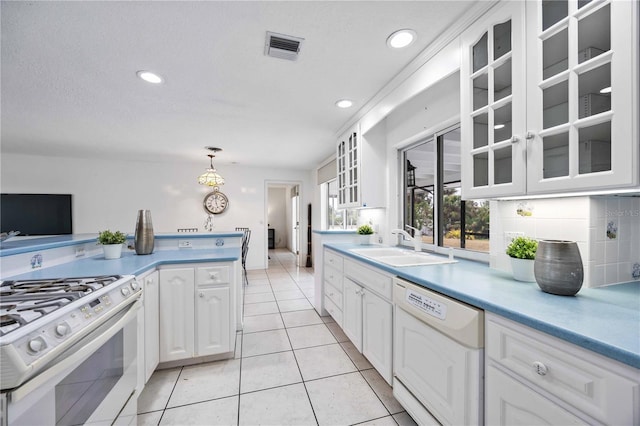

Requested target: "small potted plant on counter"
[
  {"left": 506, "top": 236, "right": 538, "bottom": 282},
  {"left": 97, "top": 230, "right": 127, "bottom": 259},
  {"left": 356, "top": 224, "right": 374, "bottom": 245}
]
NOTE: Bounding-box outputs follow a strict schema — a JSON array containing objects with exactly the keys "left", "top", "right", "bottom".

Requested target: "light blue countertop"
[
  {"left": 3, "top": 247, "right": 241, "bottom": 281},
  {"left": 326, "top": 243, "right": 640, "bottom": 369},
  {"left": 0, "top": 232, "right": 243, "bottom": 257},
  {"left": 312, "top": 229, "right": 357, "bottom": 235}
]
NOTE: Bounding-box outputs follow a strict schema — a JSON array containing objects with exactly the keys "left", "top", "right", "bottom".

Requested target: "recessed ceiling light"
[
  {"left": 599, "top": 86, "right": 612, "bottom": 94},
  {"left": 494, "top": 124, "right": 505, "bottom": 130},
  {"left": 387, "top": 29, "right": 417, "bottom": 49},
  {"left": 137, "top": 70, "right": 163, "bottom": 84},
  {"left": 335, "top": 99, "right": 353, "bottom": 108}
]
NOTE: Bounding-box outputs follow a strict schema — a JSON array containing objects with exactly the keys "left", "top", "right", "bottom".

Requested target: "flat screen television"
[{"left": 1, "top": 194, "right": 73, "bottom": 236}]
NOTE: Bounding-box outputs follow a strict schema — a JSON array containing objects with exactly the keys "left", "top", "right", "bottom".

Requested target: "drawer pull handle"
[
  {"left": 199, "top": 292, "right": 204, "bottom": 298},
  {"left": 533, "top": 361, "right": 548, "bottom": 376}
]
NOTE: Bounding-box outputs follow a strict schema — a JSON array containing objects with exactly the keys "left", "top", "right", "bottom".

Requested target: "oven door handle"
[{"left": 10, "top": 297, "right": 142, "bottom": 403}]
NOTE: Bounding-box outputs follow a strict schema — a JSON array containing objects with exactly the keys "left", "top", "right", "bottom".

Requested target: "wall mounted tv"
[{"left": 1, "top": 194, "right": 73, "bottom": 236}]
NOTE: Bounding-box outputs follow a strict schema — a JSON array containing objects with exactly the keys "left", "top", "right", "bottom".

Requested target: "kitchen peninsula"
[{"left": 0, "top": 232, "right": 243, "bottom": 425}]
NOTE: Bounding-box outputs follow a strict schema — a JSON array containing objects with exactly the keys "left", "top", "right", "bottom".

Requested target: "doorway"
[{"left": 266, "top": 182, "right": 302, "bottom": 267}]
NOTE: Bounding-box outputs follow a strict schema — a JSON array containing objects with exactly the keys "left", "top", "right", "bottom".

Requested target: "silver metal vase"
[
  {"left": 534, "top": 240, "right": 583, "bottom": 296},
  {"left": 134, "top": 210, "right": 154, "bottom": 255}
]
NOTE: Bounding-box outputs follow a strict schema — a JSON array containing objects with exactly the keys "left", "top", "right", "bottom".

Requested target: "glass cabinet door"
[
  {"left": 526, "top": 0, "right": 637, "bottom": 193},
  {"left": 336, "top": 126, "right": 361, "bottom": 208},
  {"left": 461, "top": 1, "right": 526, "bottom": 199}
]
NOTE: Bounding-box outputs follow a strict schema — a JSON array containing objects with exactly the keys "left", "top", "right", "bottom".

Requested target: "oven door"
[{"left": 5, "top": 297, "right": 141, "bottom": 426}]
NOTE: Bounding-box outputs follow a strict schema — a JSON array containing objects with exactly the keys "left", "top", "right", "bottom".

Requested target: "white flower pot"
[
  {"left": 103, "top": 244, "right": 123, "bottom": 260},
  {"left": 357, "top": 234, "right": 371, "bottom": 245},
  {"left": 510, "top": 257, "right": 536, "bottom": 282}
]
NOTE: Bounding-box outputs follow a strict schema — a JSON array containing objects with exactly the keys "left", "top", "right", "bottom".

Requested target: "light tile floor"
[{"left": 138, "top": 249, "right": 418, "bottom": 426}]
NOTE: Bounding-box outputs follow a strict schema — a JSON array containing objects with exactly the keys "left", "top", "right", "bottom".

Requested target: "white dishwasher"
[{"left": 393, "top": 277, "right": 484, "bottom": 425}]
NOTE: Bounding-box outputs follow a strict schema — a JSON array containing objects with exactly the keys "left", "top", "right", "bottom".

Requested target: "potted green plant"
[
  {"left": 506, "top": 236, "right": 538, "bottom": 282},
  {"left": 97, "top": 230, "right": 127, "bottom": 259},
  {"left": 356, "top": 224, "right": 374, "bottom": 245}
]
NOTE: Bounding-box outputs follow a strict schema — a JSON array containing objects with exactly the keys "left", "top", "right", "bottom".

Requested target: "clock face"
[{"left": 203, "top": 191, "right": 229, "bottom": 214}]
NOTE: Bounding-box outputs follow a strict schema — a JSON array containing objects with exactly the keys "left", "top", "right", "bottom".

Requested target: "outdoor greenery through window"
[
  {"left": 403, "top": 126, "right": 490, "bottom": 253},
  {"left": 327, "top": 179, "right": 358, "bottom": 230}
]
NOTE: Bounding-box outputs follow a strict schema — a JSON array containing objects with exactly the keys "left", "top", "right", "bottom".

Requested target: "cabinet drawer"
[
  {"left": 324, "top": 281, "right": 342, "bottom": 308},
  {"left": 324, "top": 250, "right": 343, "bottom": 272},
  {"left": 487, "top": 314, "right": 640, "bottom": 425},
  {"left": 324, "top": 296, "right": 343, "bottom": 327},
  {"left": 196, "top": 265, "right": 230, "bottom": 286},
  {"left": 344, "top": 259, "right": 392, "bottom": 300},
  {"left": 324, "top": 264, "right": 342, "bottom": 290}
]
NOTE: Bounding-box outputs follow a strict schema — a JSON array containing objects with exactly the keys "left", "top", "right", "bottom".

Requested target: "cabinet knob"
[
  {"left": 199, "top": 292, "right": 204, "bottom": 298},
  {"left": 533, "top": 361, "right": 548, "bottom": 376},
  {"left": 209, "top": 272, "right": 219, "bottom": 280},
  {"left": 525, "top": 131, "right": 535, "bottom": 140},
  {"left": 510, "top": 136, "right": 520, "bottom": 144}
]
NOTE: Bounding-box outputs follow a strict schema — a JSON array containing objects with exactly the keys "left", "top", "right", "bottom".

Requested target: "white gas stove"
[{"left": 0, "top": 274, "right": 141, "bottom": 391}]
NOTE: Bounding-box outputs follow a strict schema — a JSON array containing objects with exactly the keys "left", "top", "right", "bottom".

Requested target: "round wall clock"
[{"left": 203, "top": 191, "right": 229, "bottom": 214}]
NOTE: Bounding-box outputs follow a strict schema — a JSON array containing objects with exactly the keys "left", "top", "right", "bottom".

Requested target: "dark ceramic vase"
[{"left": 534, "top": 240, "right": 583, "bottom": 296}]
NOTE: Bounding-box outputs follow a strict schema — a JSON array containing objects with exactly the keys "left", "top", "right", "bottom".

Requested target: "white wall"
[
  {"left": 1, "top": 152, "right": 313, "bottom": 270},
  {"left": 267, "top": 187, "right": 287, "bottom": 249}
]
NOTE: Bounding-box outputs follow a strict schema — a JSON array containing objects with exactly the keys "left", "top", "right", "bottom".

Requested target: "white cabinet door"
[
  {"left": 362, "top": 289, "right": 392, "bottom": 384},
  {"left": 143, "top": 270, "right": 159, "bottom": 382},
  {"left": 525, "top": 0, "right": 638, "bottom": 193},
  {"left": 195, "top": 286, "right": 231, "bottom": 356},
  {"left": 342, "top": 277, "right": 363, "bottom": 351},
  {"left": 461, "top": 0, "right": 527, "bottom": 198},
  {"left": 486, "top": 365, "right": 587, "bottom": 425},
  {"left": 159, "top": 268, "right": 195, "bottom": 362},
  {"left": 336, "top": 125, "right": 361, "bottom": 208}
]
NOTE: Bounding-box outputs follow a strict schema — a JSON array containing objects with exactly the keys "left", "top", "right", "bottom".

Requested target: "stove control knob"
[
  {"left": 121, "top": 287, "right": 130, "bottom": 296},
  {"left": 28, "top": 337, "right": 46, "bottom": 354},
  {"left": 55, "top": 323, "right": 70, "bottom": 337},
  {"left": 130, "top": 280, "right": 139, "bottom": 291}
]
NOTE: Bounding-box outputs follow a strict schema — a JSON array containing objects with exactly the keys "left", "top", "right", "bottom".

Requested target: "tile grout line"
[{"left": 155, "top": 365, "right": 184, "bottom": 425}]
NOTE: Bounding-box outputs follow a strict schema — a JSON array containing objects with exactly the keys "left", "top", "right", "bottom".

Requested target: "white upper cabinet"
[
  {"left": 526, "top": 0, "right": 637, "bottom": 193},
  {"left": 337, "top": 124, "right": 361, "bottom": 208},
  {"left": 336, "top": 123, "right": 386, "bottom": 209},
  {"left": 461, "top": 1, "right": 527, "bottom": 198},
  {"left": 462, "top": 0, "right": 638, "bottom": 198}
]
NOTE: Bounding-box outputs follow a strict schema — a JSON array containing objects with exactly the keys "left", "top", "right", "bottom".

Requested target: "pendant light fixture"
[{"left": 198, "top": 147, "right": 225, "bottom": 188}]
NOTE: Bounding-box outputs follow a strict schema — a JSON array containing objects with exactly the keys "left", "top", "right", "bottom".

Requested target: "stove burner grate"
[{"left": 0, "top": 275, "right": 122, "bottom": 337}]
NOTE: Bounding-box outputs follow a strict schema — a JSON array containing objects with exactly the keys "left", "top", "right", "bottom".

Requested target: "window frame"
[{"left": 399, "top": 123, "right": 490, "bottom": 263}]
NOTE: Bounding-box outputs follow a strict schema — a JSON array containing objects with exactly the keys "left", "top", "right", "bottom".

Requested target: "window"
[
  {"left": 326, "top": 179, "right": 358, "bottom": 230},
  {"left": 403, "top": 126, "right": 490, "bottom": 253}
]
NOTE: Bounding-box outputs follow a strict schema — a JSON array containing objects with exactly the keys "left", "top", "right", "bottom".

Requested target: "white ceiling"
[{"left": 1, "top": 1, "right": 476, "bottom": 170}]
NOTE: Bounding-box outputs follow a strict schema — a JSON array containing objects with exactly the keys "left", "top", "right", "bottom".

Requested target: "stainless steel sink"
[{"left": 349, "top": 247, "right": 456, "bottom": 267}]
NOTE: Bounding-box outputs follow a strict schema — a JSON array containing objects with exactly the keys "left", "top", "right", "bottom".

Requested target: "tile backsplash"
[{"left": 491, "top": 196, "right": 640, "bottom": 288}]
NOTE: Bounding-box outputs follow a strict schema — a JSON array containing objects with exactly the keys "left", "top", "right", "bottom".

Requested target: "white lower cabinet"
[
  {"left": 323, "top": 249, "right": 344, "bottom": 326},
  {"left": 195, "top": 286, "right": 230, "bottom": 355},
  {"left": 159, "top": 268, "right": 195, "bottom": 362},
  {"left": 486, "top": 313, "right": 640, "bottom": 425},
  {"left": 342, "top": 259, "right": 393, "bottom": 385},
  {"left": 362, "top": 287, "right": 392, "bottom": 380},
  {"left": 142, "top": 270, "right": 159, "bottom": 382},
  {"left": 159, "top": 264, "right": 235, "bottom": 363},
  {"left": 486, "top": 365, "right": 585, "bottom": 425}
]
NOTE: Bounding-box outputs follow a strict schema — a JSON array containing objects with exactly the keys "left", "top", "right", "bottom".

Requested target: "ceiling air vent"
[{"left": 265, "top": 31, "right": 304, "bottom": 61}]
